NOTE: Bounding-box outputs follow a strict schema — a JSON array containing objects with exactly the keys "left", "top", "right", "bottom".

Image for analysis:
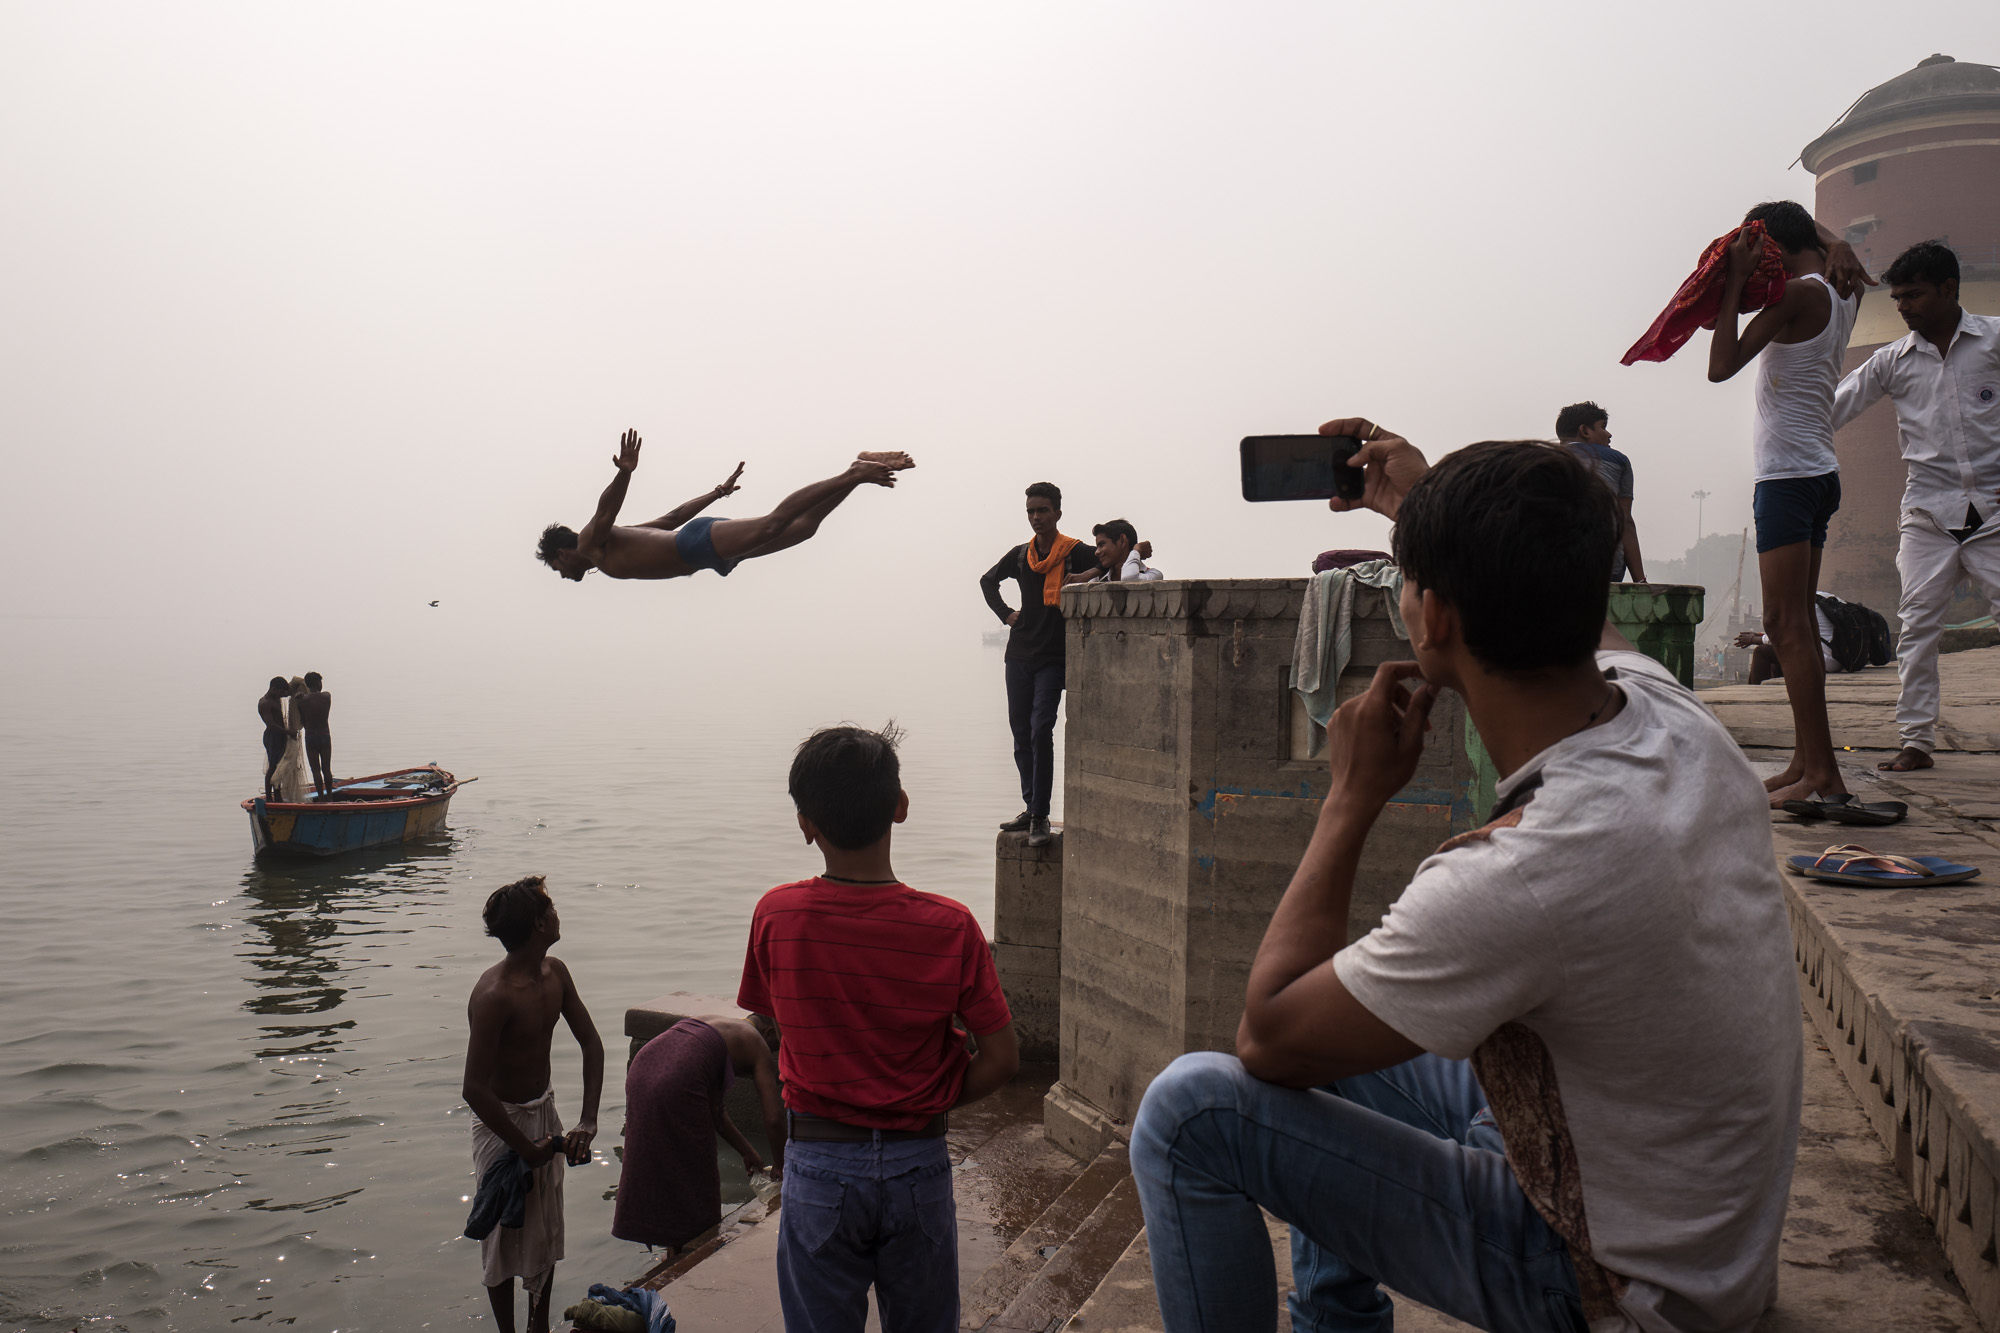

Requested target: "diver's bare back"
[{"left": 469, "top": 957, "right": 569, "bottom": 1103}]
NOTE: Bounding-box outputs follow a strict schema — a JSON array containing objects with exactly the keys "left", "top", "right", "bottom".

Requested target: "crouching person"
[
  {"left": 1131, "top": 424, "right": 1800, "bottom": 1332},
  {"left": 738, "top": 725, "right": 1020, "bottom": 1333}
]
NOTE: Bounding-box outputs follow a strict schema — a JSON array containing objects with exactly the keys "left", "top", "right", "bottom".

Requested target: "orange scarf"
[{"left": 1025, "top": 534, "right": 1079, "bottom": 606}]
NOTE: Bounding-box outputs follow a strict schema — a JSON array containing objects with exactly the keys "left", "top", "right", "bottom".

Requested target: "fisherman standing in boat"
[
  {"left": 535, "top": 430, "right": 914, "bottom": 582},
  {"left": 257, "top": 677, "right": 290, "bottom": 800},
  {"left": 298, "top": 672, "right": 332, "bottom": 799}
]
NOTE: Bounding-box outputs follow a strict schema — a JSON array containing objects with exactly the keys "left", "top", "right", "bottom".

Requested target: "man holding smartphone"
[
  {"left": 979, "top": 483, "right": 1100, "bottom": 848},
  {"left": 1131, "top": 420, "right": 1799, "bottom": 1332}
]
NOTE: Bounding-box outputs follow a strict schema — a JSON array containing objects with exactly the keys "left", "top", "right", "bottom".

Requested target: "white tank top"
[{"left": 1751, "top": 272, "right": 1858, "bottom": 481}]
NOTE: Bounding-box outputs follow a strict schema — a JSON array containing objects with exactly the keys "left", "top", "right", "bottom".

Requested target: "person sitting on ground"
[
  {"left": 537, "top": 429, "right": 913, "bottom": 582},
  {"left": 738, "top": 725, "right": 1020, "bottom": 1333},
  {"left": 1554, "top": 401, "right": 1646, "bottom": 583},
  {"left": 462, "top": 876, "right": 603, "bottom": 1333},
  {"left": 1733, "top": 590, "right": 1887, "bottom": 685},
  {"left": 1834, "top": 239, "right": 2000, "bottom": 774},
  {"left": 1072, "top": 518, "right": 1164, "bottom": 583},
  {"left": 613, "top": 1013, "right": 784, "bottom": 1256},
  {"left": 1131, "top": 418, "right": 1800, "bottom": 1333}
]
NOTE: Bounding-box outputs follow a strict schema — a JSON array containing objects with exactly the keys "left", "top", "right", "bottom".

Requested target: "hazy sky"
[{"left": 4, "top": 3, "right": 1987, "bottom": 651}]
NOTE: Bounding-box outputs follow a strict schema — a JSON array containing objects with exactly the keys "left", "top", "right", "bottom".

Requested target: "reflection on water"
[{"left": 238, "top": 837, "right": 457, "bottom": 1057}]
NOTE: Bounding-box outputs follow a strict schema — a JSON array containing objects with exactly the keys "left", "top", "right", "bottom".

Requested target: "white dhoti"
[
  {"left": 470, "top": 1088, "right": 566, "bottom": 1289},
  {"left": 1895, "top": 509, "right": 2000, "bottom": 753}
]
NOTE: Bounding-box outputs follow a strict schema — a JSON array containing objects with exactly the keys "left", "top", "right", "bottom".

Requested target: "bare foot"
[
  {"left": 850, "top": 460, "right": 899, "bottom": 487},
  {"left": 1767, "top": 775, "right": 1850, "bottom": 809},
  {"left": 857, "top": 450, "right": 915, "bottom": 470},
  {"left": 1762, "top": 765, "right": 1803, "bottom": 793},
  {"left": 1877, "top": 746, "right": 1934, "bottom": 773}
]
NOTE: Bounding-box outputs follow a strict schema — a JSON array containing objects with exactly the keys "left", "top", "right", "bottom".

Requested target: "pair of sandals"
[
  {"left": 1785, "top": 843, "right": 1981, "bottom": 888},
  {"left": 1779, "top": 792, "right": 1908, "bottom": 826}
]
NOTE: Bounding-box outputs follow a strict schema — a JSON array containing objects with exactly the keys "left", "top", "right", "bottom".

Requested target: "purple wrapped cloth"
[{"left": 1312, "top": 549, "right": 1392, "bottom": 574}]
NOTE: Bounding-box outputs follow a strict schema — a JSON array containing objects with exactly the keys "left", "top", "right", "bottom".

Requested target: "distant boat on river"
[{"left": 242, "top": 764, "right": 470, "bottom": 859}]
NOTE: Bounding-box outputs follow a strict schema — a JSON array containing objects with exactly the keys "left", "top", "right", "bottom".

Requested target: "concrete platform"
[{"left": 1706, "top": 646, "right": 2000, "bottom": 1331}]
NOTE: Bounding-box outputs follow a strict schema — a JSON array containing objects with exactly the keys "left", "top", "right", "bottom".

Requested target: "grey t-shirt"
[{"left": 1335, "top": 650, "right": 1799, "bottom": 1332}]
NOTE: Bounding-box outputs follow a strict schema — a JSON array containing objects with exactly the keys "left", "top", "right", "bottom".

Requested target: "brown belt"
[{"left": 787, "top": 1110, "right": 948, "bottom": 1142}]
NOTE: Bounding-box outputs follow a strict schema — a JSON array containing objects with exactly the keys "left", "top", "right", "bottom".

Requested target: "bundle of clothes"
[
  {"left": 563, "top": 1282, "right": 674, "bottom": 1333},
  {"left": 1620, "top": 218, "right": 1789, "bottom": 365}
]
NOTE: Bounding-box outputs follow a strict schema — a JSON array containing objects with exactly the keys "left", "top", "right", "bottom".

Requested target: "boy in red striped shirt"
[{"left": 738, "top": 725, "right": 1020, "bottom": 1333}]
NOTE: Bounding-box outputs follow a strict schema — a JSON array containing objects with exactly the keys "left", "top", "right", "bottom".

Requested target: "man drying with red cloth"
[
  {"left": 1705, "top": 201, "right": 1875, "bottom": 813},
  {"left": 978, "top": 483, "right": 1099, "bottom": 847},
  {"left": 739, "top": 724, "right": 1021, "bottom": 1333}
]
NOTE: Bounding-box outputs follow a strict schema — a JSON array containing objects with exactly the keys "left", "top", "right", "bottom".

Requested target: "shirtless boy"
[
  {"left": 614, "top": 1013, "right": 786, "bottom": 1255},
  {"left": 297, "top": 672, "right": 332, "bottom": 799},
  {"left": 536, "top": 430, "right": 914, "bottom": 582},
  {"left": 463, "top": 876, "right": 604, "bottom": 1333},
  {"left": 257, "top": 677, "right": 289, "bottom": 800}
]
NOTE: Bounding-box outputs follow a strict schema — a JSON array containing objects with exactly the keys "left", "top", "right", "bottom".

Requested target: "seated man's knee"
[{"left": 1133, "top": 1052, "right": 1249, "bottom": 1163}]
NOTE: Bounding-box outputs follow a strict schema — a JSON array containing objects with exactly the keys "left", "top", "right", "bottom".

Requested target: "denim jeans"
[
  {"left": 1004, "top": 659, "right": 1065, "bottom": 819},
  {"left": 1131, "top": 1051, "right": 1585, "bottom": 1333},
  {"left": 775, "top": 1136, "right": 958, "bottom": 1333}
]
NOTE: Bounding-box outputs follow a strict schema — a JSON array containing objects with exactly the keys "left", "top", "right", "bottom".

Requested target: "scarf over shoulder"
[{"left": 1024, "top": 534, "right": 1080, "bottom": 606}]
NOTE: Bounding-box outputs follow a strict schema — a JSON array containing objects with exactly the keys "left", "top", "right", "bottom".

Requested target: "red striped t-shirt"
[{"left": 736, "top": 877, "right": 1013, "bottom": 1131}]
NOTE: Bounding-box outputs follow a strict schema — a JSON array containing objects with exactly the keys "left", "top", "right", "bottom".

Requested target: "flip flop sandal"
[
  {"left": 1821, "top": 799, "right": 1908, "bottom": 826},
  {"left": 1784, "top": 843, "right": 1980, "bottom": 888},
  {"left": 1779, "top": 793, "right": 1853, "bottom": 820}
]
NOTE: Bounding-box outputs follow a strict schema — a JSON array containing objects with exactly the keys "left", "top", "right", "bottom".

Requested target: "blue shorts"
[
  {"left": 674, "top": 516, "right": 739, "bottom": 576},
  {"left": 1753, "top": 471, "right": 1841, "bottom": 554}
]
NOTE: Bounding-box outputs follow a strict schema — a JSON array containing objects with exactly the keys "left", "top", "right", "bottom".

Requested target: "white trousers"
[{"left": 1895, "top": 509, "right": 2000, "bottom": 752}]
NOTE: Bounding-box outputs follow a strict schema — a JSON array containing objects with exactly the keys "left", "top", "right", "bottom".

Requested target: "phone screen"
[{"left": 1240, "top": 435, "right": 1363, "bottom": 502}]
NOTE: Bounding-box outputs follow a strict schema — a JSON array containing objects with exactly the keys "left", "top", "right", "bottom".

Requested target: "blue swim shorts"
[
  {"left": 674, "top": 516, "right": 739, "bottom": 577},
  {"left": 1752, "top": 471, "right": 1841, "bottom": 554}
]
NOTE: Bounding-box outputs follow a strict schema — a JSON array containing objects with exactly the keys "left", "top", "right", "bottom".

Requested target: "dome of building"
[{"left": 1801, "top": 54, "right": 2000, "bottom": 171}]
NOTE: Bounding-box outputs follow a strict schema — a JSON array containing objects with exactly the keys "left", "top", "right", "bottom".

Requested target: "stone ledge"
[
  {"left": 1781, "top": 822, "right": 2000, "bottom": 1332},
  {"left": 1045, "top": 1080, "right": 1130, "bottom": 1163},
  {"left": 1060, "top": 578, "right": 1308, "bottom": 623}
]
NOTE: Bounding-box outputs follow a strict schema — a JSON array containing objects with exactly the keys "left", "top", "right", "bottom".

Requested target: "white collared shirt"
[
  {"left": 1120, "top": 552, "right": 1163, "bottom": 581},
  {"left": 1833, "top": 311, "right": 2000, "bottom": 526}
]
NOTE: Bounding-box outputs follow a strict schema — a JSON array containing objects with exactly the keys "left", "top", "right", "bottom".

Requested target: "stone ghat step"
[
  {"left": 984, "top": 1171, "right": 1145, "bottom": 1333},
  {"left": 962, "top": 1142, "right": 1131, "bottom": 1329},
  {"left": 1060, "top": 1016, "right": 1977, "bottom": 1333}
]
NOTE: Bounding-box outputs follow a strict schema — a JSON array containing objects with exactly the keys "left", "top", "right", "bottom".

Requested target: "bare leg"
[
  {"left": 307, "top": 735, "right": 333, "bottom": 798},
  {"left": 1747, "top": 645, "right": 1781, "bottom": 685},
  {"left": 265, "top": 750, "right": 282, "bottom": 801},
  {"left": 1761, "top": 541, "right": 1847, "bottom": 806},
  {"left": 486, "top": 1279, "right": 517, "bottom": 1333},
  {"left": 526, "top": 1268, "right": 554, "bottom": 1333},
  {"left": 705, "top": 458, "right": 902, "bottom": 563}
]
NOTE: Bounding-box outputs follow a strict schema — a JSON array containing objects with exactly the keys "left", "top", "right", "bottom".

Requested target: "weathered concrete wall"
[
  {"left": 1044, "top": 578, "right": 1479, "bottom": 1158},
  {"left": 995, "top": 831, "right": 1062, "bottom": 1062}
]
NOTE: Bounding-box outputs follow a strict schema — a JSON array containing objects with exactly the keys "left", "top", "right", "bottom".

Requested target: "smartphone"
[{"left": 1240, "top": 435, "right": 1365, "bottom": 503}]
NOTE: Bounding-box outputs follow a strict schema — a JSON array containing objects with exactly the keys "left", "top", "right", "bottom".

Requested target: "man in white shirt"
[
  {"left": 1707, "top": 201, "right": 1867, "bottom": 811},
  {"left": 1833, "top": 240, "right": 2000, "bottom": 774},
  {"left": 1131, "top": 420, "right": 1799, "bottom": 1333},
  {"left": 1082, "top": 519, "right": 1164, "bottom": 582}
]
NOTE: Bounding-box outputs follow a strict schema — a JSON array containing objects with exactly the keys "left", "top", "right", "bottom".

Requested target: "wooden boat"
[{"left": 242, "top": 764, "right": 469, "bottom": 858}]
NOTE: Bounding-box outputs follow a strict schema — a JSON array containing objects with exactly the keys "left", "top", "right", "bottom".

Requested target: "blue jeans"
[
  {"left": 775, "top": 1137, "right": 958, "bottom": 1333},
  {"left": 1004, "top": 659, "right": 1064, "bottom": 819},
  {"left": 1131, "top": 1052, "right": 1585, "bottom": 1333}
]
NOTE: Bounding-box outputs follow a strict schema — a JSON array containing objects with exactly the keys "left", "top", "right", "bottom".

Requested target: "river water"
[{"left": 0, "top": 611, "right": 1044, "bottom": 1330}]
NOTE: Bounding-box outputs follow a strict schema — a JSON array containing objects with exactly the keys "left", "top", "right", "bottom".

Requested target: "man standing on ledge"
[
  {"left": 1554, "top": 401, "right": 1645, "bottom": 583},
  {"left": 979, "top": 483, "right": 1099, "bottom": 847},
  {"left": 1834, "top": 240, "right": 2000, "bottom": 775}
]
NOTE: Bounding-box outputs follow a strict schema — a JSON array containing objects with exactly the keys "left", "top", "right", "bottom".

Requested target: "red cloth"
[
  {"left": 737, "top": 877, "right": 1012, "bottom": 1130},
  {"left": 1620, "top": 220, "right": 1788, "bottom": 366}
]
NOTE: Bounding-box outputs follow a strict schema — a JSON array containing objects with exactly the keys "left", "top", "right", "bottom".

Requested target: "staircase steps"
[{"left": 961, "top": 1142, "right": 1131, "bottom": 1330}]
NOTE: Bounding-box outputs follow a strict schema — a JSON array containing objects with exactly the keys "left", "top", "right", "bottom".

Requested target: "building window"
[{"left": 1852, "top": 161, "right": 1878, "bottom": 184}]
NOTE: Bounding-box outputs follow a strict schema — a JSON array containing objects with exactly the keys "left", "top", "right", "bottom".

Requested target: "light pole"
[{"left": 1691, "top": 489, "right": 1711, "bottom": 555}]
